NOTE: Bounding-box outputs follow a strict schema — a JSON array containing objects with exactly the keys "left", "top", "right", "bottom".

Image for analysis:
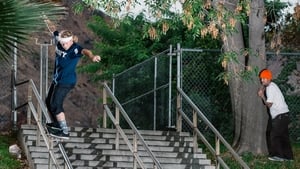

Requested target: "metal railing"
[
  {"left": 103, "top": 82, "right": 163, "bottom": 169},
  {"left": 176, "top": 87, "right": 250, "bottom": 169},
  {"left": 26, "top": 79, "right": 73, "bottom": 169}
]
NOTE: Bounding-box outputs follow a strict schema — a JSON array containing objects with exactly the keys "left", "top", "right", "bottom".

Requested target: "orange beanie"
[{"left": 259, "top": 69, "right": 272, "bottom": 80}]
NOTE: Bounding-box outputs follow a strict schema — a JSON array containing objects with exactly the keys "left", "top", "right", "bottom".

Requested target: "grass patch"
[
  {"left": 221, "top": 142, "right": 300, "bottom": 169},
  {"left": 0, "top": 134, "right": 22, "bottom": 169}
]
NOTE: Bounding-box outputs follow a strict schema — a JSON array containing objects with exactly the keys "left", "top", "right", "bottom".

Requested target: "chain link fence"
[
  {"left": 112, "top": 49, "right": 174, "bottom": 130},
  {"left": 180, "top": 48, "right": 233, "bottom": 140},
  {"left": 112, "top": 45, "right": 300, "bottom": 142}
]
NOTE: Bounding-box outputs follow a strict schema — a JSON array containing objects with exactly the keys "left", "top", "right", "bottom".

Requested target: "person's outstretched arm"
[{"left": 82, "top": 49, "right": 101, "bottom": 62}]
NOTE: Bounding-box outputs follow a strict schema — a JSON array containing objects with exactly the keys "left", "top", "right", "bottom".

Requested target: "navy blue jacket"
[{"left": 52, "top": 31, "right": 83, "bottom": 85}]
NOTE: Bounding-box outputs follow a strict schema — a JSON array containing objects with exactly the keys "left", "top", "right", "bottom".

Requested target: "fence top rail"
[
  {"left": 177, "top": 47, "right": 300, "bottom": 56},
  {"left": 103, "top": 82, "right": 163, "bottom": 169},
  {"left": 177, "top": 87, "right": 250, "bottom": 169},
  {"left": 180, "top": 48, "right": 220, "bottom": 52}
]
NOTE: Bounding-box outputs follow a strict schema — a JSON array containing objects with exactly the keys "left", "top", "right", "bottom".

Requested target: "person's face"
[
  {"left": 260, "top": 78, "right": 271, "bottom": 86},
  {"left": 60, "top": 40, "right": 73, "bottom": 50}
]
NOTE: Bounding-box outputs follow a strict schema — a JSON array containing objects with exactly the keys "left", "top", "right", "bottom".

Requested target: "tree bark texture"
[{"left": 237, "top": 0, "right": 268, "bottom": 154}]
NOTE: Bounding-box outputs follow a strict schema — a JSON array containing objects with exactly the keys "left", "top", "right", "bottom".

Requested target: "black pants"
[
  {"left": 269, "top": 113, "right": 293, "bottom": 159},
  {"left": 45, "top": 82, "right": 74, "bottom": 122}
]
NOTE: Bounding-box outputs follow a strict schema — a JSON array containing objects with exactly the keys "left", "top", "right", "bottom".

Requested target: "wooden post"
[
  {"left": 176, "top": 92, "right": 182, "bottom": 132},
  {"left": 27, "top": 82, "right": 32, "bottom": 124},
  {"left": 215, "top": 136, "right": 220, "bottom": 169},
  {"left": 102, "top": 83, "right": 107, "bottom": 128},
  {"left": 193, "top": 109, "right": 198, "bottom": 153},
  {"left": 133, "top": 133, "right": 138, "bottom": 169},
  {"left": 115, "top": 107, "right": 120, "bottom": 150}
]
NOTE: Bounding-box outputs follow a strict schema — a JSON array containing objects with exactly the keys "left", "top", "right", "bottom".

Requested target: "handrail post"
[
  {"left": 216, "top": 136, "right": 220, "bottom": 169},
  {"left": 37, "top": 102, "right": 42, "bottom": 146},
  {"left": 176, "top": 91, "right": 182, "bottom": 132},
  {"left": 102, "top": 84, "right": 107, "bottom": 128},
  {"left": 115, "top": 107, "right": 120, "bottom": 150},
  {"left": 48, "top": 137, "right": 54, "bottom": 169},
  {"left": 27, "top": 82, "right": 32, "bottom": 125},
  {"left": 133, "top": 133, "right": 138, "bottom": 169},
  {"left": 45, "top": 138, "right": 53, "bottom": 169},
  {"left": 193, "top": 109, "right": 198, "bottom": 153}
]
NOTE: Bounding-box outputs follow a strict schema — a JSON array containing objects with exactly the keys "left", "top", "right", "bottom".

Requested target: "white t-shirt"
[{"left": 266, "top": 82, "right": 289, "bottom": 119}]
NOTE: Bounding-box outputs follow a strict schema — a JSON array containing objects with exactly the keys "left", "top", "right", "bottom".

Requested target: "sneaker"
[
  {"left": 49, "top": 130, "right": 70, "bottom": 140},
  {"left": 268, "top": 156, "right": 284, "bottom": 162},
  {"left": 46, "top": 122, "right": 61, "bottom": 131}
]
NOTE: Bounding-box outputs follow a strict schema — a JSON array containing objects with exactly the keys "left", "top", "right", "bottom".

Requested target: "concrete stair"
[{"left": 19, "top": 124, "right": 216, "bottom": 169}]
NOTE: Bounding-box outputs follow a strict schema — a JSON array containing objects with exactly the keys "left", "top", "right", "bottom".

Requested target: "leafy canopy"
[
  {"left": 78, "top": 13, "right": 221, "bottom": 80},
  {"left": 77, "top": 0, "right": 290, "bottom": 83}
]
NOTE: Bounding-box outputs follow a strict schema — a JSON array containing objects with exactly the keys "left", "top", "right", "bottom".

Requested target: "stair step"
[{"left": 19, "top": 124, "right": 216, "bottom": 169}]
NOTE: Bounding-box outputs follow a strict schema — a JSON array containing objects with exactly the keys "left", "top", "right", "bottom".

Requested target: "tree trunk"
[
  {"left": 224, "top": 24, "right": 245, "bottom": 148},
  {"left": 221, "top": 0, "right": 245, "bottom": 149},
  {"left": 236, "top": 0, "right": 268, "bottom": 154},
  {"left": 224, "top": 0, "right": 268, "bottom": 154}
]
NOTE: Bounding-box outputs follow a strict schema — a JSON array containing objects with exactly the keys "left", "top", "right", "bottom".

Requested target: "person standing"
[
  {"left": 257, "top": 69, "right": 293, "bottom": 161},
  {"left": 45, "top": 28, "right": 101, "bottom": 139}
]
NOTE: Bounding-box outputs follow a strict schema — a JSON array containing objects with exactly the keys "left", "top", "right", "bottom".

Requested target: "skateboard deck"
[{"left": 44, "top": 125, "right": 67, "bottom": 141}]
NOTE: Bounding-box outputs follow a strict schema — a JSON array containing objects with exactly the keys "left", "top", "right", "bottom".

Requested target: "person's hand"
[
  {"left": 92, "top": 55, "right": 101, "bottom": 62},
  {"left": 44, "top": 18, "right": 56, "bottom": 33},
  {"left": 257, "top": 87, "right": 264, "bottom": 98}
]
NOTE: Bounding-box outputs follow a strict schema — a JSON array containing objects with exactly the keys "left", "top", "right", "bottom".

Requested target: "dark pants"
[
  {"left": 45, "top": 82, "right": 74, "bottom": 122},
  {"left": 266, "top": 112, "right": 272, "bottom": 154},
  {"left": 269, "top": 113, "right": 293, "bottom": 159}
]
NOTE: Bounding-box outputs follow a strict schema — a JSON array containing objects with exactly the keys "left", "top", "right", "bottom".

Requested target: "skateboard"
[{"left": 44, "top": 125, "right": 68, "bottom": 141}]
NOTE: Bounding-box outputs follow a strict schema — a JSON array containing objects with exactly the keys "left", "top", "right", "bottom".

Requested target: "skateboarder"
[{"left": 44, "top": 19, "right": 101, "bottom": 139}]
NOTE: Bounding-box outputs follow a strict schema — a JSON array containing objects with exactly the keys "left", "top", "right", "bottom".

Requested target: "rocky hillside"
[{"left": 0, "top": 0, "right": 104, "bottom": 131}]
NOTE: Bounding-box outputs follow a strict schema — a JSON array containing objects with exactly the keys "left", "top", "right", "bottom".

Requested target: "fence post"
[
  {"left": 35, "top": 39, "right": 52, "bottom": 124},
  {"left": 153, "top": 56, "right": 157, "bottom": 130},
  {"left": 168, "top": 45, "right": 173, "bottom": 128},
  {"left": 176, "top": 43, "right": 182, "bottom": 132},
  {"left": 11, "top": 41, "right": 18, "bottom": 131}
]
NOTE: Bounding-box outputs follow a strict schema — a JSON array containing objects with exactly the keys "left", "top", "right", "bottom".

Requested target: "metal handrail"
[
  {"left": 27, "top": 79, "right": 73, "bottom": 169},
  {"left": 103, "top": 82, "right": 163, "bottom": 169},
  {"left": 177, "top": 87, "right": 250, "bottom": 169},
  {"left": 103, "top": 105, "right": 146, "bottom": 169}
]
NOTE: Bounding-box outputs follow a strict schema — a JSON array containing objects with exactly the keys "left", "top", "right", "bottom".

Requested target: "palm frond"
[{"left": 0, "top": 0, "right": 65, "bottom": 64}]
